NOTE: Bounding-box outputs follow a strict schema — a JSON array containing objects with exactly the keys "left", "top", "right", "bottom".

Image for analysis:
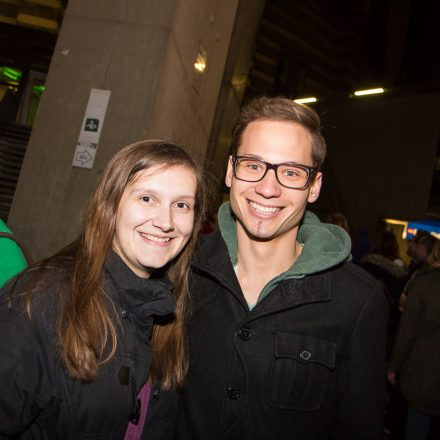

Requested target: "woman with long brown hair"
[{"left": 0, "top": 140, "right": 207, "bottom": 439}]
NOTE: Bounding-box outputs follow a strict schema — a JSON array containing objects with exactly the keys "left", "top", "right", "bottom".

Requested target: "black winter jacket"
[
  {"left": 175, "top": 230, "right": 388, "bottom": 440},
  {"left": 0, "top": 252, "right": 178, "bottom": 439},
  {"left": 389, "top": 266, "right": 440, "bottom": 415}
]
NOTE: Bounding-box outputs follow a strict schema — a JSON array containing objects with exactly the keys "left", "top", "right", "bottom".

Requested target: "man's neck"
[{"left": 235, "top": 224, "right": 302, "bottom": 307}]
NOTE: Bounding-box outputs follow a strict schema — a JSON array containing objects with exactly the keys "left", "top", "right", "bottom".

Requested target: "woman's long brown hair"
[{"left": 26, "top": 140, "right": 207, "bottom": 388}]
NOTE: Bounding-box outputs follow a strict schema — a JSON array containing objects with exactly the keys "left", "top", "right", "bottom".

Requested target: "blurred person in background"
[
  {"left": 326, "top": 212, "right": 349, "bottom": 234},
  {"left": 408, "top": 233, "right": 437, "bottom": 275},
  {"left": 388, "top": 238, "right": 440, "bottom": 440},
  {"left": 361, "top": 230, "right": 407, "bottom": 303},
  {"left": 361, "top": 230, "right": 407, "bottom": 351},
  {"left": 400, "top": 233, "right": 437, "bottom": 312}
]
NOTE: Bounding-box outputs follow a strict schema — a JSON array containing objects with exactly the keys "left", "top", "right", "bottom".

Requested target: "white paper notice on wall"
[{"left": 72, "top": 88, "right": 111, "bottom": 169}]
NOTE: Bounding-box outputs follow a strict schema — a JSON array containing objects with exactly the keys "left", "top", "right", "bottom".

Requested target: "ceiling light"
[
  {"left": 294, "top": 97, "right": 317, "bottom": 104},
  {"left": 353, "top": 88, "right": 384, "bottom": 96}
]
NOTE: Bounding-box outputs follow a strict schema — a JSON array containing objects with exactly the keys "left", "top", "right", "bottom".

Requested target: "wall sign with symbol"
[
  {"left": 84, "top": 118, "right": 99, "bottom": 132},
  {"left": 72, "top": 89, "right": 111, "bottom": 169}
]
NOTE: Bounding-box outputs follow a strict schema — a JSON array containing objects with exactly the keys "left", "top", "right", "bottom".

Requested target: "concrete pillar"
[
  {"left": 204, "top": 0, "right": 264, "bottom": 203},
  {"left": 9, "top": 0, "right": 239, "bottom": 260}
]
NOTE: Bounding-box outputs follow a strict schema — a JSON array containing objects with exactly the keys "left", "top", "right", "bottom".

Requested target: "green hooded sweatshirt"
[
  {"left": 218, "top": 202, "right": 351, "bottom": 306},
  {"left": 0, "top": 219, "right": 27, "bottom": 288}
]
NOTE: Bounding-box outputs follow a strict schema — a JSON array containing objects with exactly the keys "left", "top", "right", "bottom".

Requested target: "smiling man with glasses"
[{"left": 176, "top": 96, "right": 388, "bottom": 439}]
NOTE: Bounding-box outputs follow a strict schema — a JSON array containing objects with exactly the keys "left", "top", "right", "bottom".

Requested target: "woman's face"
[{"left": 113, "top": 164, "right": 197, "bottom": 278}]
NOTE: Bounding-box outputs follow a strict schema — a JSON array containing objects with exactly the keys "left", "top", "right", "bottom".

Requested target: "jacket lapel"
[{"left": 192, "top": 231, "right": 332, "bottom": 316}]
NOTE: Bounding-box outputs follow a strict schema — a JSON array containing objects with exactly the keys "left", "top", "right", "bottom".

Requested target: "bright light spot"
[
  {"left": 194, "top": 48, "right": 207, "bottom": 73},
  {"left": 354, "top": 88, "right": 384, "bottom": 96},
  {"left": 294, "top": 97, "right": 317, "bottom": 104},
  {"left": 0, "top": 66, "right": 22, "bottom": 81},
  {"left": 194, "top": 61, "right": 206, "bottom": 72}
]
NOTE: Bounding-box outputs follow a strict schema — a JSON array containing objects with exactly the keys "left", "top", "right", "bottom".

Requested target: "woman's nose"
[{"left": 152, "top": 207, "right": 175, "bottom": 232}]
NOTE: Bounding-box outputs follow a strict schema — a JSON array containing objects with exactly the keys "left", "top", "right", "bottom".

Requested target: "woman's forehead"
[{"left": 128, "top": 164, "right": 197, "bottom": 193}]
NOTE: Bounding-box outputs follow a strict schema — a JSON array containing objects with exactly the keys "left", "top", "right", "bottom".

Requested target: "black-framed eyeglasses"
[{"left": 231, "top": 156, "right": 318, "bottom": 190}]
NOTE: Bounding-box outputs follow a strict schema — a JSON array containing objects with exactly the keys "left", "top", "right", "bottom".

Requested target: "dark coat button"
[
  {"left": 299, "top": 350, "right": 312, "bottom": 361},
  {"left": 121, "top": 310, "right": 128, "bottom": 319},
  {"left": 227, "top": 386, "right": 240, "bottom": 400},
  {"left": 238, "top": 327, "right": 252, "bottom": 341}
]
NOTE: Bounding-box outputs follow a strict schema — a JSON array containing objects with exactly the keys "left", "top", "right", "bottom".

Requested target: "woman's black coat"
[{"left": 0, "top": 253, "right": 178, "bottom": 439}]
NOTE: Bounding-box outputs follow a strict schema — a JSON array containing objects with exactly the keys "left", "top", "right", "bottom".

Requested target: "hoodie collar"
[{"left": 218, "top": 201, "right": 351, "bottom": 279}]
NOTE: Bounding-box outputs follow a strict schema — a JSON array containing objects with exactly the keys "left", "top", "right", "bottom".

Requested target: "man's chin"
[{"left": 240, "top": 222, "right": 279, "bottom": 243}]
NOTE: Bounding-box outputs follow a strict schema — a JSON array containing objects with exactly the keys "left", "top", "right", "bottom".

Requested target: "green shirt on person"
[{"left": 0, "top": 219, "right": 27, "bottom": 287}]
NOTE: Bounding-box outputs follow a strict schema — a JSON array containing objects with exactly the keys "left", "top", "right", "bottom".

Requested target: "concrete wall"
[
  {"left": 146, "top": 0, "right": 239, "bottom": 163},
  {"left": 9, "top": 0, "right": 239, "bottom": 260},
  {"left": 204, "top": 0, "right": 265, "bottom": 204},
  {"left": 319, "top": 92, "right": 440, "bottom": 243}
]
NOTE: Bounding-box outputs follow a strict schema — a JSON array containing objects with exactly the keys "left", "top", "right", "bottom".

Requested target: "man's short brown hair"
[{"left": 231, "top": 96, "right": 326, "bottom": 169}]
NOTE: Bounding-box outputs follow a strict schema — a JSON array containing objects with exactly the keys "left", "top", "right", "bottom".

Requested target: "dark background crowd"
[{"left": 325, "top": 213, "right": 440, "bottom": 440}]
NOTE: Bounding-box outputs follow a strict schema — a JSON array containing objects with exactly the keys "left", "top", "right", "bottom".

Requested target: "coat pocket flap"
[{"left": 275, "top": 331, "right": 336, "bottom": 368}]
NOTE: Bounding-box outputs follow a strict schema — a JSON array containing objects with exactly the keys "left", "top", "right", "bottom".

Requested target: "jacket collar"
[
  {"left": 248, "top": 270, "right": 332, "bottom": 319},
  {"left": 192, "top": 231, "right": 332, "bottom": 313},
  {"left": 193, "top": 231, "right": 241, "bottom": 295},
  {"left": 104, "top": 251, "right": 176, "bottom": 327}
]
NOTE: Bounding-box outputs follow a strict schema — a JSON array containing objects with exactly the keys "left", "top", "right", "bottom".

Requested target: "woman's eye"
[
  {"left": 175, "top": 202, "right": 190, "bottom": 210},
  {"left": 141, "top": 195, "right": 152, "bottom": 203}
]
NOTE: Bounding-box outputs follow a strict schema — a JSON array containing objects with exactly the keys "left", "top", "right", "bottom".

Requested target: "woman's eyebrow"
[{"left": 130, "top": 187, "right": 195, "bottom": 199}]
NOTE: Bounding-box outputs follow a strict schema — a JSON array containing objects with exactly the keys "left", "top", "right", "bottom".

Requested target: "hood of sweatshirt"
[{"left": 218, "top": 202, "right": 351, "bottom": 298}]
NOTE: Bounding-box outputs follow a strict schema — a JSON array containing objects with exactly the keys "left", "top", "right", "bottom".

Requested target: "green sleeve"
[{"left": 0, "top": 236, "right": 27, "bottom": 287}]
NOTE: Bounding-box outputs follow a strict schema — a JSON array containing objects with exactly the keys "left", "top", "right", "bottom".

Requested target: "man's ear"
[
  {"left": 308, "top": 172, "right": 322, "bottom": 203},
  {"left": 225, "top": 156, "right": 233, "bottom": 188}
]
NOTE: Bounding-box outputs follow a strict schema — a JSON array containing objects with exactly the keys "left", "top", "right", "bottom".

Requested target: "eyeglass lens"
[{"left": 235, "top": 158, "right": 310, "bottom": 188}]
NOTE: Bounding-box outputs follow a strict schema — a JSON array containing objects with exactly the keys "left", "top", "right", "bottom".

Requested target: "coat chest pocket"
[{"left": 267, "top": 331, "right": 336, "bottom": 411}]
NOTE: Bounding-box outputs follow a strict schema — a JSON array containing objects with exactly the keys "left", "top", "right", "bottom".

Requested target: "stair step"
[{"left": 0, "top": 122, "right": 31, "bottom": 221}]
